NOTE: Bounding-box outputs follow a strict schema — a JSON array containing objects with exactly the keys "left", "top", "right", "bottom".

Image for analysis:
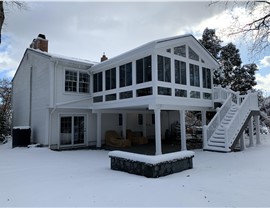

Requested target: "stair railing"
[
  {"left": 224, "top": 91, "right": 259, "bottom": 150},
  {"left": 203, "top": 93, "right": 232, "bottom": 149}
]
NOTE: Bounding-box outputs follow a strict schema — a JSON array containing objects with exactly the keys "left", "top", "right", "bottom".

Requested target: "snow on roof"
[{"left": 28, "top": 48, "right": 98, "bottom": 65}]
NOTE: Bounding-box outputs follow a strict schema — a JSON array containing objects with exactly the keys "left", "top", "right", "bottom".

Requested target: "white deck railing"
[{"left": 204, "top": 87, "right": 259, "bottom": 150}]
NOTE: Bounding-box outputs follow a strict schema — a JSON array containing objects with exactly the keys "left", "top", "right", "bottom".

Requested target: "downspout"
[
  {"left": 48, "top": 60, "right": 58, "bottom": 149},
  {"left": 29, "top": 66, "right": 33, "bottom": 128}
]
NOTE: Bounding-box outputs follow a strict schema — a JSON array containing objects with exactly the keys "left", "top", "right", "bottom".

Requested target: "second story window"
[
  {"left": 190, "top": 64, "right": 200, "bottom": 87},
  {"left": 136, "top": 56, "right": 152, "bottom": 84},
  {"left": 120, "top": 62, "right": 132, "bottom": 88},
  {"left": 65, "top": 71, "right": 77, "bottom": 92},
  {"left": 175, "top": 60, "right": 186, "bottom": 85},
  {"left": 94, "top": 72, "right": 103, "bottom": 92},
  {"left": 202, "top": 67, "right": 212, "bottom": 89},
  {"left": 79, "top": 73, "right": 90, "bottom": 93},
  {"left": 65, "top": 70, "right": 90, "bottom": 93},
  {"left": 158, "top": 55, "right": 171, "bottom": 82},
  {"left": 106, "top": 68, "right": 116, "bottom": 90}
]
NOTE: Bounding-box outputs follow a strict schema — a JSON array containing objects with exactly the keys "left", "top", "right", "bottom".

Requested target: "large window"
[
  {"left": 190, "top": 64, "right": 200, "bottom": 87},
  {"left": 202, "top": 67, "right": 212, "bottom": 89},
  {"left": 65, "top": 70, "right": 90, "bottom": 93},
  {"left": 136, "top": 56, "right": 152, "bottom": 84},
  {"left": 120, "top": 62, "right": 132, "bottom": 88},
  {"left": 93, "top": 72, "right": 103, "bottom": 92},
  {"left": 105, "top": 68, "right": 116, "bottom": 90},
  {"left": 174, "top": 45, "right": 186, "bottom": 57},
  {"left": 188, "top": 47, "right": 199, "bottom": 61},
  {"left": 175, "top": 60, "right": 186, "bottom": 85},
  {"left": 158, "top": 55, "right": 171, "bottom": 82}
]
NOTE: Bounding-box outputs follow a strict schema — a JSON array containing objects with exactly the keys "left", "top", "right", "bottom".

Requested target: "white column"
[
  {"left": 142, "top": 113, "right": 146, "bottom": 137},
  {"left": 201, "top": 110, "right": 207, "bottom": 126},
  {"left": 255, "top": 115, "right": 261, "bottom": 145},
  {"left": 248, "top": 116, "right": 254, "bottom": 147},
  {"left": 154, "top": 108, "right": 162, "bottom": 155},
  {"left": 180, "top": 110, "right": 187, "bottom": 151},
  {"left": 240, "top": 132, "right": 246, "bottom": 151},
  {"left": 122, "top": 113, "right": 127, "bottom": 139},
  {"left": 96, "top": 112, "right": 102, "bottom": 148}
]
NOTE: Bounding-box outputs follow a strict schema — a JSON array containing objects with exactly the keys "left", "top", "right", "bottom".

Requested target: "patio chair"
[
  {"left": 126, "top": 129, "right": 148, "bottom": 145},
  {"left": 105, "top": 130, "right": 131, "bottom": 147}
]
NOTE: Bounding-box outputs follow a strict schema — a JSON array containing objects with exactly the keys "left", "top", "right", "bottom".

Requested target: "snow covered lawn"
[{"left": 1, "top": 135, "right": 270, "bottom": 207}]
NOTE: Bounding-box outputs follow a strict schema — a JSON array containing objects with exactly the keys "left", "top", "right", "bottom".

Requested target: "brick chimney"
[
  {"left": 30, "top": 34, "right": 48, "bottom": 52},
  {"left": 100, "top": 52, "right": 108, "bottom": 62}
]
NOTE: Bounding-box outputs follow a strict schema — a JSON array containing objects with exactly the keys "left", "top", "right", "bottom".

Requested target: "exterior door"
[{"left": 60, "top": 115, "right": 86, "bottom": 146}]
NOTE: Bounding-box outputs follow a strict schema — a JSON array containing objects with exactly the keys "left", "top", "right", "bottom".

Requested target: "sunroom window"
[
  {"left": 188, "top": 47, "right": 199, "bottom": 61},
  {"left": 158, "top": 55, "right": 171, "bottom": 82},
  {"left": 175, "top": 60, "right": 186, "bottom": 85},
  {"left": 174, "top": 45, "right": 186, "bottom": 57},
  {"left": 190, "top": 64, "right": 200, "bottom": 87},
  {"left": 202, "top": 67, "right": 212, "bottom": 89},
  {"left": 136, "top": 56, "right": 152, "bottom": 84},
  {"left": 120, "top": 63, "right": 132, "bottom": 88},
  {"left": 93, "top": 72, "right": 103, "bottom": 92},
  {"left": 106, "top": 68, "right": 116, "bottom": 90}
]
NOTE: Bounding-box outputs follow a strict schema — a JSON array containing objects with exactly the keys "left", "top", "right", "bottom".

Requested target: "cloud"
[
  {"left": 255, "top": 73, "right": 270, "bottom": 96},
  {"left": 260, "top": 56, "right": 270, "bottom": 68}
]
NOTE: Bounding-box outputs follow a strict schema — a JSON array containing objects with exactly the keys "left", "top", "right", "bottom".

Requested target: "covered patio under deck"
[{"left": 94, "top": 104, "right": 212, "bottom": 155}]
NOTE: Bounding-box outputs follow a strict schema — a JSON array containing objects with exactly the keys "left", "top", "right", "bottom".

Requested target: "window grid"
[
  {"left": 175, "top": 60, "right": 186, "bottom": 85},
  {"left": 79, "top": 72, "right": 90, "bottom": 93},
  {"left": 65, "top": 71, "right": 77, "bottom": 92},
  {"left": 158, "top": 55, "right": 171, "bottom": 82}
]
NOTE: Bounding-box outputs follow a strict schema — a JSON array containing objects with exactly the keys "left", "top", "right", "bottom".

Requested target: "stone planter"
[{"left": 108, "top": 151, "right": 194, "bottom": 178}]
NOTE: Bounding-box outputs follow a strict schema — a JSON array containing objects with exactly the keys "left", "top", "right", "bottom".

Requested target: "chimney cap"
[
  {"left": 101, "top": 52, "right": 108, "bottom": 62},
  {"left": 38, "top": 34, "right": 46, "bottom": 39}
]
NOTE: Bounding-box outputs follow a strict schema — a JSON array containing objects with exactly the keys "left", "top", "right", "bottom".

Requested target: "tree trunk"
[{"left": 0, "top": 1, "right": 4, "bottom": 44}]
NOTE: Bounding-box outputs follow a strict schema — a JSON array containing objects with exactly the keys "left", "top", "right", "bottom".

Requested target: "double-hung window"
[
  {"left": 158, "top": 55, "right": 171, "bottom": 82},
  {"left": 136, "top": 56, "right": 152, "bottom": 84},
  {"left": 106, "top": 68, "right": 116, "bottom": 90},
  {"left": 119, "top": 62, "right": 132, "bottom": 88},
  {"left": 190, "top": 64, "right": 200, "bottom": 87},
  {"left": 65, "top": 70, "right": 90, "bottom": 93}
]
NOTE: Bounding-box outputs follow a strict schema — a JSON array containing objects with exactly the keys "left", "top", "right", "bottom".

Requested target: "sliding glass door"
[{"left": 60, "top": 115, "right": 86, "bottom": 146}]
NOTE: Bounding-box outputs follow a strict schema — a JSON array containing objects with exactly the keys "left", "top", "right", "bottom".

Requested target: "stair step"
[
  {"left": 204, "top": 146, "right": 230, "bottom": 152},
  {"left": 210, "top": 138, "right": 225, "bottom": 143},
  {"left": 208, "top": 142, "right": 226, "bottom": 147}
]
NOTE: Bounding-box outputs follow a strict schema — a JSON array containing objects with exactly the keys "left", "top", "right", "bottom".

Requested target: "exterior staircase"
[{"left": 203, "top": 87, "right": 260, "bottom": 152}]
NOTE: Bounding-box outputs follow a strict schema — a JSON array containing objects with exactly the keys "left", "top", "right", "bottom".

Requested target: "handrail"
[
  {"left": 204, "top": 87, "right": 259, "bottom": 151},
  {"left": 225, "top": 92, "right": 258, "bottom": 150},
  {"left": 203, "top": 94, "right": 232, "bottom": 148}
]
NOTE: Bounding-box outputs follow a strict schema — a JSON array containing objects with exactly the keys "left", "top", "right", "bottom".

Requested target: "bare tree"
[
  {"left": 210, "top": 1, "right": 270, "bottom": 56},
  {"left": 0, "top": 1, "right": 27, "bottom": 44}
]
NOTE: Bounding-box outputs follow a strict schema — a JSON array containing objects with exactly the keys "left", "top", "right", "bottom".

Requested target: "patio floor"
[{"left": 103, "top": 138, "right": 202, "bottom": 155}]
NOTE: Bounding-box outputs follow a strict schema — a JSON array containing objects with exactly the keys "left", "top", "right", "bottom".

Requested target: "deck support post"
[
  {"left": 255, "top": 115, "right": 261, "bottom": 145},
  {"left": 154, "top": 108, "right": 162, "bottom": 155},
  {"left": 179, "top": 109, "right": 187, "bottom": 151},
  {"left": 248, "top": 116, "right": 254, "bottom": 147},
  {"left": 142, "top": 113, "right": 147, "bottom": 137},
  {"left": 240, "top": 132, "right": 246, "bottom": 151},
  {"left": 96, "top": 112, "right": 102, "bottom": 148},
  {"left": 201, "top": 110, "right": 206, "bottom": 126},
  {"left": 122, "top": 112, "right": 127, "bottom": 139}
]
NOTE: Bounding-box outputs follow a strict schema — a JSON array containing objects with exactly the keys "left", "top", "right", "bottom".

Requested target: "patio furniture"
[
  {"left": 105, "top": 130, "right": 131, "bottom": 147},
  {"left": 126, "top": 129, "right": 148, "bottom": 145}
]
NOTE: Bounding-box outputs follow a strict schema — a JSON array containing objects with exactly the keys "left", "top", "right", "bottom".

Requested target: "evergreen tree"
[
  {"left": 219, "top": 42, "right": 242, "bottom": 88},
  {"left": 199, "top": 28, "right": 223, "bottom": 85},
  {"left": 199, "top": 28, "right": 222, "bottom": 59},
  {"left": 200, "top": 28, "right": 257, "bottom": 94}
]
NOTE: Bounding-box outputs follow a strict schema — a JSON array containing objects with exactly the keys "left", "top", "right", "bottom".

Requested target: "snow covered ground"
[{"left": 1, "top": 135, "right": 270, "bottom": 207}]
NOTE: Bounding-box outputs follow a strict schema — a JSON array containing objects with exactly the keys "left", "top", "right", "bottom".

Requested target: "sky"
[{"left": 0, "top": 1, "right": 270, "bottom": 95}]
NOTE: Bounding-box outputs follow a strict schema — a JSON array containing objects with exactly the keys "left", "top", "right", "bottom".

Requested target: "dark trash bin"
[{"left": 12, "top": 126, "right": 31, "bottom": 148}]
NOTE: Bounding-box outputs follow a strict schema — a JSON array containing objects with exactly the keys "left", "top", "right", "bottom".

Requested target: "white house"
[{"left": 12, "top": 34, "right": 260, "bottom": 154}]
